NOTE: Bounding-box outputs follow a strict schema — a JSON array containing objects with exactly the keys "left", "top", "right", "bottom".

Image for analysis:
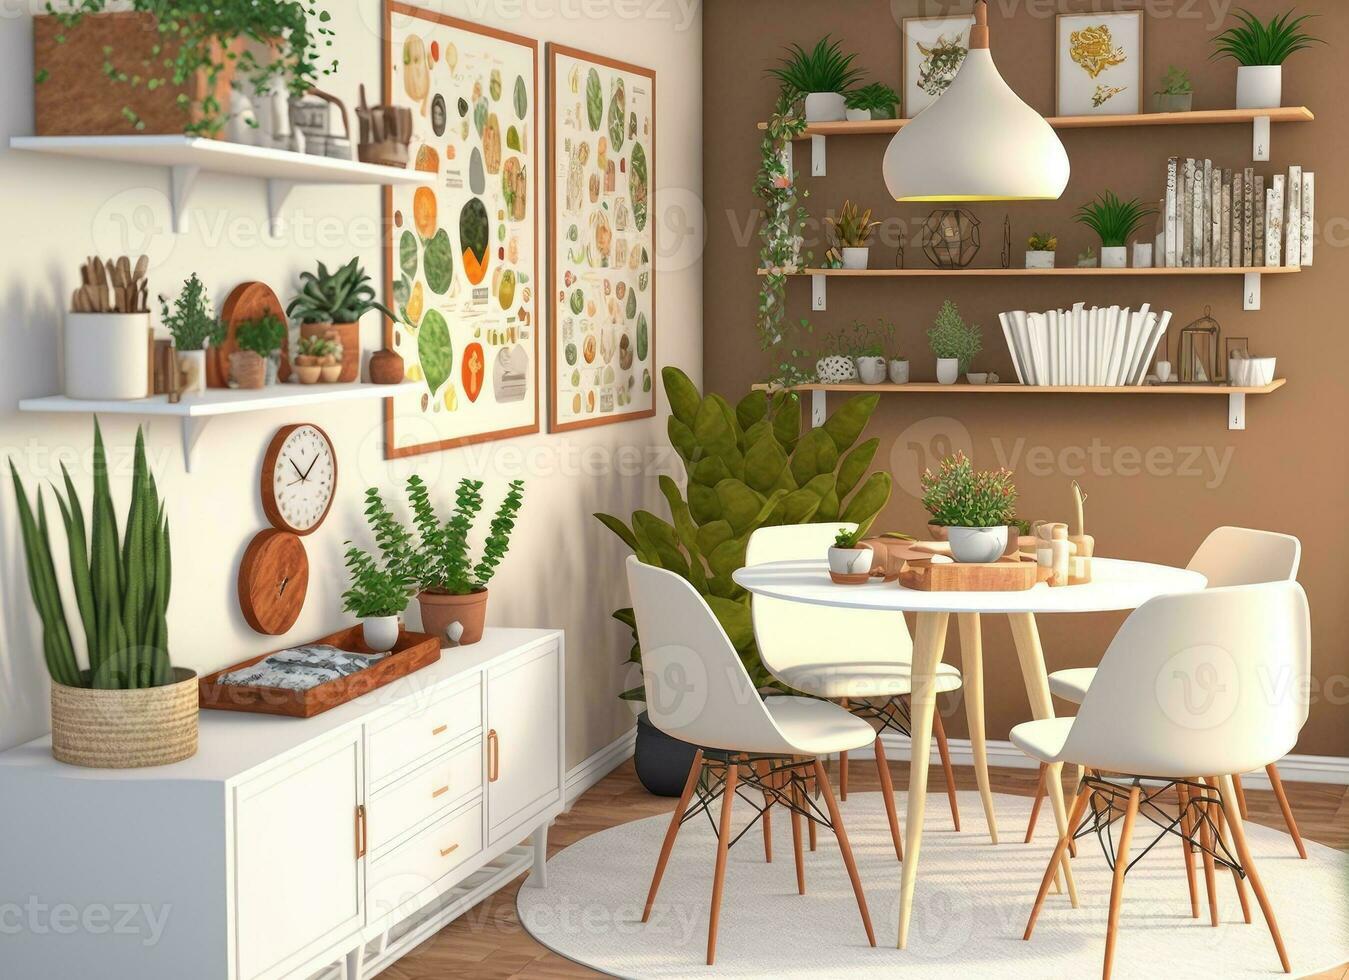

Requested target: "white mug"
[{"left": 1155, "top": 360, "right": 1174, "bottom": 383}]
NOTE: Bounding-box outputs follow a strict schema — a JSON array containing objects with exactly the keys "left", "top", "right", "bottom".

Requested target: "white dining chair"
[
  {"left": 626, "top": 556, "right": 878, "bottom": 965},
  {"left": 1016, "top": 581, "right": 1310, "bottom": 979},
  {"left": 1025, "top": 527, "right": 1307, "bottom": 858}
]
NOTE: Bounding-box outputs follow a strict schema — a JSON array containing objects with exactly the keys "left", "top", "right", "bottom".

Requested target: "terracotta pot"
[
  {"left": 319, "top": 363, "right": 343, "bottom": 383},
  {"left": 300, "top": 322, "right": 359, "bottom": 382},
  {"left": 369, "top": 348, "right": 405, "bottom": 385},
  {"left": 295, "top": 364, "right": 321, "bottom": 384},
  {"left": 50, "top": 668, "right": 198, "bottom": 769},
  {"left": 417, "top": 589, "right": 489, "bottom": 646},
  {"left": 229, "top": 350, "right": 266, "bottom": 389}
]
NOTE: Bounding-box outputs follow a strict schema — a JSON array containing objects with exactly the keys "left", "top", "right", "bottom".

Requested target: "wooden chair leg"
[
  {"left": 1177, "top": 782, "right": 1200, "bottom": 919},
  {"left": 874, "top": 735, "right": 903, "bottom": 862},
  {"left": 932, "top": 708, "right": 960, "bottom": 831},
  {"left": 1024, "top": 763, "right": 1048, "bottom": 843},
  {"left": 1197, "top": 777, "right": 1221, "bottom": 927},
  {"left": 789, "top": 774, "right": 806, "bottom": 895},
  {"left": 1218, "top": 773, "right": 1291, "bottom": 973},
  {"left": 1206, "top": 776, "right": 1251, "bottom": 925},
  {"left": 1102, "top": 785, "right": 1142, "bottom": 980},
  {"left": 812, "top": 759, "right": 876, "bottom": 947},
  {"left": 1232, "top": 772, "right": 1250, "bottom": 819},
  {"left": 1266, "top": 763, "right": 1308, "bottom": 859},
  {"left": 706, "top": 761, "right": 738, "bottom": 966},
  {"left": 1024, "top": 781, "right": 1091, "bottom": 941},
  {"left": 839, "top": 750, "right": 849, "bottom": 801},
  {"left": 753, "top": 760, "right": 773, "bottom": 864},
  {"left": 643, "top": 750, "right": 703, "bottom": 922}
]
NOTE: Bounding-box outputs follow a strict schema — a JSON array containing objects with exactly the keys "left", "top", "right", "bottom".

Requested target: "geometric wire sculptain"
[
  {"left": 1174, "top": 305, "right": 1223, "bottom": 383},
  {"left": 680, "top": 753, "right": 834, "bottom": 847},
  {"left": 922, "top": 208, "right": 982, "bottom": 268}
]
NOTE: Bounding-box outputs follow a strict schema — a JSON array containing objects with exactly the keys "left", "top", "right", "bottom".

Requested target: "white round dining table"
[{"left": 733, "top": 557, "right": 1207, "bottom": 950}]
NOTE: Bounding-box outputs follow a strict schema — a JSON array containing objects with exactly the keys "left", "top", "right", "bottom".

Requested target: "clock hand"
[
  {"left": 290, "top": 458, "right": 305, "bottom": 480},
  {"left": 301, "top": 454, "right": 320, "bottom": 481}
]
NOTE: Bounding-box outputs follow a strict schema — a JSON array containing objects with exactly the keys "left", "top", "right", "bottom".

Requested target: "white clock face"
[{"left": 270, "top": 425, "right": 335, "bottom": 534}]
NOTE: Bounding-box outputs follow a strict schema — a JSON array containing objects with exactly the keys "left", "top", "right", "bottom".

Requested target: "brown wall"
[{"left": 704, "top": 0, "right": 1349, "bottom": 756}]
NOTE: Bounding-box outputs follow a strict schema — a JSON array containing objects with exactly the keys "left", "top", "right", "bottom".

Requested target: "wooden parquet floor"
[{"left": 381, "top": 760, "right": 1349, "bottom": 980}]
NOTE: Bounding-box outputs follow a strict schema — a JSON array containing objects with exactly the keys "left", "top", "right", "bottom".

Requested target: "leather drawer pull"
[
  {"left": 439, "top": 844, "right": 459, "bottom": 858},
  {"left": 431, "top": 724, "right": 448, "bottom": 736},
  {"left": 431, "top": 785, "right": 449, "bottom": 799}
]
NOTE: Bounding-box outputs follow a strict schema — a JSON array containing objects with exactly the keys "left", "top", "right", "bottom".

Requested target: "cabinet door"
[
  {"left": 485, "top": 642, "right": 561, "bottom": 842},
  {"left": 233, "top": 731, "right": 364, "bottom": 980}
]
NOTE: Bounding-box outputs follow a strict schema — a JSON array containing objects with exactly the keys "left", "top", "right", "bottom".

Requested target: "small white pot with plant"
[
  {"left": 844, "top": 82, "right": 900, "bottom": 122},
  {"left": 64, "top": 255, "right": 152, "bottom": 401},
  {"left": 342, "top": 534, "right": 412, "bottom": 653},
  {"left": 827, "top": 199, "right": 879, "bottom": 270},
  {"left": 854, "top": 317, "right": 894, "bottom": 384},
  {"left": 768, "top": 35, "right": 863, "bottom": 123},
  {"left": 1025, "top": 232, "right": 1057, "bottom": 270},
  {"left": 1214, "top": 8, "right": 1321, "bottom": 110},
  {"left": 160, "top": 273, "right": 224, "bottom": 395},
  {"left": 828, "top": 526, "right": 873, "bottom": 576},
  {"left": 1075, "top": 191, "right": 1157, "bottom": 271},
  {"left": 921, "top": 451, "right": 1018, "bottom": 564},
  {"left": 888, "top": 356, "right": 909, "bottom": 385},
  {"left": 928, "top": 299, "right": 981, "bottom": 386},
  {"left": 1153, "top": 66, "right": 1194, "bottom": 113}
]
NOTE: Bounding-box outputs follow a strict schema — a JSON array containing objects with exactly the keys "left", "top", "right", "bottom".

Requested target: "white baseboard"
[{"left": 565, "top": 726, "right": 637, "bottom": 806}]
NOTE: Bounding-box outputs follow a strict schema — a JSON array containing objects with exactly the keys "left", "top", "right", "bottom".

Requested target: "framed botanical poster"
[
  {"left": 1056, "top": 11, "right": 1143, "bottom": 116},
  {"left": 902, "top": 15, "right": 975, "bottom": 118},
  {"left": 546, "top": 44, "right": 656, "bottom": 431},
  {"left": 382, "top": 2, "right": 539, "bottom": 458}
]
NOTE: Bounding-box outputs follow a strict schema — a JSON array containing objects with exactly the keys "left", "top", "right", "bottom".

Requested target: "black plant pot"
[{"left": 634, "top": 710, "right": 700, "bottom": 796}]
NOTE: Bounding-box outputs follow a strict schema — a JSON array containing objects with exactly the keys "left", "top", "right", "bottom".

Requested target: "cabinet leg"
[
  {"left": 344, "top": 945, "right": 364, "bottom": 980},
  {"left": 529, "top": 819, "right": 550, "bottom": 888}
]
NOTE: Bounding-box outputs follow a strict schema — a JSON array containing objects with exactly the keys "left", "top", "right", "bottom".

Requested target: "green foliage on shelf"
[
  {"left": 1027, "top": 232, "right": 1058, "bottom": 252},
  {"left": 159, "top": 273, "right": 223, "bottom": 351},
  {"left": 1156, "top": 66, "right": 1194, "bottom": 95},
  {"left": 766, "top": 35, "right": 865, "bottom": 96},
  {"left": 1074, "top": 191, "right": 1157, "bottom": 248},
  {"left": 815, "top": 318, "right": 895, "bottom": 360},
  {"left": 833, "top": 526, "right": 864, "bottom": 548},
  {"left": 287, "top": 258, "right": 395, "bottom": 325},
  {"left": 10, "top": 420, "right": 172, "bottom": 689},
  {"left": 1212, "top": 8, "right": 1322, "bottom": 66},
  {"left": 928, "top": 300, "right": 982, "bottom": 370},
  {"left": 595, "top": 367, "right": 892, "bottom": 701},
  {"left": 921, "top": 451, "right": 1017, "bottom": 529},
  {"left": 845, "top": 82, "right": 900, "bottom": 117},
  {"left": 827, "top": 199, "right": 879, "bottom": 248},
  {"left": 235, "top": 312, "right": 287, "bottom": 357}
]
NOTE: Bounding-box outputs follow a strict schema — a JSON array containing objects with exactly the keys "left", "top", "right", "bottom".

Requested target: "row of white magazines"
[
  {"left": 998, "top": 303, "right": 1172, "bottom": 387},
  {"left": 1159, "top": 158, "right": 1314, "bottom": 269}
]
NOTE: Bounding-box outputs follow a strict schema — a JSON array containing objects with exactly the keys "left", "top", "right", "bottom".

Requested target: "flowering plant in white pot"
[{"left": 920, "top": 452, "right": 1018, "bottom": 563}]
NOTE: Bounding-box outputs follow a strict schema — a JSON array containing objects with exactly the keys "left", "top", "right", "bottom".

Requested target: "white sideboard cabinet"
[{"left": 0, "top": 628, "right": 564, "bottom": 980}]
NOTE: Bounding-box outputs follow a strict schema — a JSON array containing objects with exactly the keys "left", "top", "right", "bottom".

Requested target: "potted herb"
[
  {"left": 1077, "top": 245, "right": 1099, "bottom": 268},
  {"left": 1154, "top": 66, "right": 1194, "bottom": 113},
  {"left": 1212, "top": 8, "right": 1321, "bottom": 110},
  {"left": 828, "top": 526, "right": 872, "bottom": 577},
  {"left": 827, "top": 199, "right": 880, "bottom": 270},
  {"left": 920, "top": 452, "right": 1018, "bottom": 564},
  {"left": 845, "top": 82, "right": 900, "bottom": 121},
  {"left": 159, "top": 274, "right": 224, "bottom": 395},
  {"left": 286, "top": 258, "right": 395, "bottom": 383},
  {"left": 889, "top": 350, "right": 910, "bottom": 385},
  {"left": 1026, "top": 232, "right": 1058, "bottom": 270},
  {"left": 766, "top": 35, "right": 865, "bottom": 123},
  {"left": 235, "top": 313, "right": 288, "bottom": 386},
  {"left": 856, "top": 318, "right": 894, "bottom": 384},
  {"left": 10, "top": 421, "right": 195, "bottom": 768},
  {"left": 293, "top": 334, "right": 341, "bottom": 383},
  {"left": 1074, "top": 191, "right": 1157, "bottom": 268},
  {"left": 342, "top": 500, "right": 414, "bottom": 652},
  {"left": 928, "top": 300, "right": 981, "bottom": 385},
  {"left": 64, "top": 255, "right": 151, "bottom": 401}
]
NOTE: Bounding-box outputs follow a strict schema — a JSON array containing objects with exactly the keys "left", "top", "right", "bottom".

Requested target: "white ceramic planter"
[
  {"left": 1133, "top": 242, "right": 1154, "bottom": 268},
  {"left": 888, "top": 359, "right": 910, "bottom": 384},
  {"left": 816, "top": 355, "right": 858, "bottom": 384},
  {"left": 1025, "top": 250, "right": 1056, "bottom": 270},
  {"left": 1229, "top": 356, "right": 1276, "bottom": 387},
  {"left": 827, "top": 547, "right": 873, "bottom": 576},
  {"left": 855, "top": 356, "right": 887, "bottom": 384},
  {"left": 1236, "top": 65, "right": 1282, "bottom": 110},
  {"left": 844, "top": 107, "right": 872, "bottom": 122},
  {"left": 64, "top": 312, "right": 151, "bottom": 401},
  {"left": 936, "top": 357, "right": 960, "bottom": 385},
  {"left": 804, "top": 92, "right": 846, "bottom": 122},
  {"left": 841, "top": 246, "right": 870, "bottom": 270},
  {"left": 1154, "top": 92, "right": 1193, "bottom": 113},
  {"left": 948, "top": 525, "right": 1009, "bottom": 563},
  {"left": 1101, "top": 246, "right": 1128, "bottom": 269},
  {"left": 362, "top": 615, "right": 401, "bottom": 652},
  {"left": 176, "top": 348, "right": 208, "bottom": 395}
]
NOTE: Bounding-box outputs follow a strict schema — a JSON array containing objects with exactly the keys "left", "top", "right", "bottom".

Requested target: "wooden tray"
[
  {"left": 899, "top": 555, "right": 1043, "bottom": 592},
  {"left": 198, "top": 626, "right": 440, "bottom": 718}
]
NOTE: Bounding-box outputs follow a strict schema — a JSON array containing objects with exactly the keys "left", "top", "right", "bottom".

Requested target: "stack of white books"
[{"left": 998, "top": 303, "right": 1172, "bottom": 387}]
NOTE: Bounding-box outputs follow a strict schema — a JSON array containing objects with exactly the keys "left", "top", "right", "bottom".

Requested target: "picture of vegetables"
[
  {"left": 607, "top": 77, "right": 626, "bottom": 151},
  {"left": 589, "top": 208, "right": 612, "bottom": 267},
  {"left": 489, "top": 69, "right": 503, "bottom": 101},
  {"left": 458, "top": 97, "right": 469, "bottom": 116},
  {"left": 501, "top": 158, "right": 527, "bottom": 221},
  {"left": 569, "top": 288, "right": 584, "bottom": 314},
  {"left": 636, "top": 313, "right": 649, "bottom": 360},
  {"left": 462, "top": 342, "right": 485, "bottom": 402},
  {"left": 484, "top": 114, "right": 502, "bottom": 174},
  {"left": 566, "top": 142, "right": 589, "bottom": 211},
  {"left": 506, "top": 125, "right": 521, "bottom": 151},
  {"left": 474, "top": 96, "right": 488, "bottom": 136},
  {"left": 405, "top": 281, "right": 425, "bottom": 325},
  {"left": 416, "top": 145, "right": 439, "bottom": 173},
  {"left": 630, "top": 141, "right": 649, "bottom": 232},
  {"left": 565, "top": 342, "right": 577, "bottom": 366},
  {"left": 424, "top": 228, "right": 454, "bottom": 294},
  {"left": 402, "top": 35, "right": 430, "bottom": 115},
  {"left": 497, "top": 269, "right": 516, "bottom": 309},
  {"left": 459, "top": 198, "right": 490, "bottom": 285},
  {"left": 585, "top": 68, "right": 603, "bottom": 130},
  {"left": 413, "top": 186, "right": 437, "bottom": 239},
  {"left": 514, "top": 74, "right": 528, "bottom": 118},
  {"left": 417, "top": 309, "right": 452, "bottom": 397},
  {"left": 469, "top": 147, "right": 486, "bottom": 194},
  {"left": 625, "top": 289, "right": 636, "bottom": 320}
]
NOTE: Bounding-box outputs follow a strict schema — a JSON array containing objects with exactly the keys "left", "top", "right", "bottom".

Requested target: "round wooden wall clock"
[{"left": 238, "top": 424, "right": 337, "bottom": 635}]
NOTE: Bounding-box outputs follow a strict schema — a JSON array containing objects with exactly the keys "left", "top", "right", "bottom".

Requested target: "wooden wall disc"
[
  {"left": 209, "top": 281, "right": 291, "bottom": 387},
  {"left": 237, "top": 529, "right": 309, "bottom": 635}
]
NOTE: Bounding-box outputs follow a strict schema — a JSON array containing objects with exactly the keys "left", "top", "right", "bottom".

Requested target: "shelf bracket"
[
  {"left": 180, "top": 416, "right": 210, "bottom": 473},
  {"left": 811, "top": 273, "right": 827, "bottom": 311},
  {"left": 266, "top": 179, "right": 298, "bottom": 238},
  {"left": 1228, "top": 392, "right": 1247, "bottom": 431},
  {"left": 811, "top": 389, "right": 827, "bottom": 429},
  {"left": 1252, "top": 115, "right": 1271, "bottom": 162},
  {"left": 169, "top": 165, "right": 200, "bottom": 235},
  {"left": 1243, "top": 271, "right": 1262, "bottom": 311},
  {"left": 810, "top": 134, "right": 827, "bottom": 177}
]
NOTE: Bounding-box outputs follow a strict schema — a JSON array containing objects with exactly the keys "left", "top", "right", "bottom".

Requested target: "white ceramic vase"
[
  {"left": 64, "top": 312, "right": 151, "bottom": 401},
  {"left": 888, "top": 359, "right": 910, "bottom": 384},
  {"left": 855, "top": 356, "right": 887, "bottom": 384},
  {"left": 936, "top": 357, "right": 960, "bottom": 385},
  {"left": 1229, "top": 356, "right": 1276, "bottom": 387},
  {"left": 948, "top": 525, "right": 1009, "bottom": 563},
  {"left": 841, "top": 246, "right": 870, "bottom": 270},
  {"left": 362, "top": 615, "right": 401, "bottom": 652},
  {"left": 176, "top": 348, "right": 208, "bottom": 395},
  {"left": 803, "top": 92, "right": 846, "bottom": 122},
  {"left": 827, "top": 547, "right": 873, "bottom": 576},
  {"left": 1101, "top": 246, "right": 1128, "bottom": 269},
  {"left": 1132, "top": 242, "right": 1154, "bottom": 268},
  {"left": 844, "top": 107, "right": 871, "bottom": 122},
  {"left": 1236, "top": 65, "right": 1282, "bottom": 110},
  {"left": 1025, "top": 250, "right": 1056, "bottom": 269}
]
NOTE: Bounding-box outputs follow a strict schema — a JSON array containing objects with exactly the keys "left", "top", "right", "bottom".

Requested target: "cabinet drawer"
[
  {"left": 367, "top": 677, "right": 481, "bottom": 786},
  {"left": 366, "top": 800, "right": 483, "bottom": 922},
  {"left": 368, "top": 737, "right": 483, "bottom": 856}
]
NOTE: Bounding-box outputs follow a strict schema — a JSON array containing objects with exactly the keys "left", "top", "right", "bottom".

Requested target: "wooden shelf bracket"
[
  {"left": 169, "top": 164, "right": 200, "bottom": 235},
  {"left": 266, "top": 179, "right": 297, "bottom": 238},
  {"left": 1229, "top": 392, "right": 1247, "bottom": 430},
  {"left": 1244, "top": 271, "right": 1262, "bottom": 311},
  {"left": 1253, "top": 115, "right": 1271, "bottom": 162},
  {"left": 811, "top": 134, "right": 827, "bottom": 176},
  {"left": 811, "top": 273, "right": 827, "bottom": 311}
]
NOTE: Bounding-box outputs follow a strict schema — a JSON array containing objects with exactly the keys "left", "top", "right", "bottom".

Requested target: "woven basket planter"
[{"left": 50, "top": 668, "right": 199, "bottom": 769}]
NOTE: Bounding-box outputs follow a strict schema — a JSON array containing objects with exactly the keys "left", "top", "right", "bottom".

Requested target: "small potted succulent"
[
  {"left": 1212, "top": 8, "right": 1321, "bottom": 110},
  {"left": 1074, "top": 191, "right": 1157, "bottom": 269},
  {"left": 342, "top": 511, "right": 414, "bottom": 652},
  {"left": 159, "top": 274, "right": 224, "bottom": 395},
  {"left": 1025, "top": 232, "right": 1058, "bottom": 269},
  {"left": 235, "top": 312, "right": 288, "bottom": 385},
  {"left": 888, "top": 350, "right": 910, "bottom": 385},
  {"left": 827, "top": 199, "right": 880, "bottom": 270},
  {"left": 766, "top": 35, "right": 865, "bottom": 123},
  {"left": 828, "top": 525, "right": 872, "bottom": 577},
  {"left": 1154, "top": 66, "right": 1194, "bottom": 113},
  {"left": 293, "top": 334, "right": 339, "bottom": 383},
  {"left": 921, "top": 452, "right": 1018, "bottom": 564},
  {"left": 1077, "top": 245, "right": 1099, "bottom": 268},
  {"left": 286, "top": 258, "right": 394, "bottom": 383},
  {"left": 855, "top": 317, "right": 894, "bottom": 384},
  {"left": 844, "top": 81, "right": 900, "bottom": 121},
  {"left": 928, "top": 300, "right": 981, "bottom": 385}
]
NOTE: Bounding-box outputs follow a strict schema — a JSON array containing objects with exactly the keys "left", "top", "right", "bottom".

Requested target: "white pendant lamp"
[{"left": 883, "top": 0, "right": 1069, "bottom": 201}]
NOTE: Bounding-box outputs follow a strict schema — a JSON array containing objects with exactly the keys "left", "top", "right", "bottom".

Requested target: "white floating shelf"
[
  {"left": 9, "top": 135, "right": 434, "bottom": 236},
  {"left": 19, "top": 382, "right": 411, "bottom": 471}
]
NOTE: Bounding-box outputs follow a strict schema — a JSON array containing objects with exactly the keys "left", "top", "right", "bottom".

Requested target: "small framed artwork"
[
  {"left": 1056, "top": 11, "right": 1143, "bottom": 116},
  {"left": 902, "top": 15, "right": 975, "bottom": 118}
]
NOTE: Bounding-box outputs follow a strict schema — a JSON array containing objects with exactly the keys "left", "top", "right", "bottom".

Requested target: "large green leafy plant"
[
  {"left": 596, "top": 368, "right": 892, "bottom": 700},
  {"left": 159, "top": 273, "right": 224, "bottom": 351},
  {"left": 10, "top": 421, "right": 173, "bottom": 689},
  {"left": 767, "top": 35, "right": 865, "bottom": 95},
  {"left": 1073, "top": 191, "right": 1157, "bottom": 248},
  {"left": 287, "top": 258, "right": 395, "bottom": 325},
  {"left": 1212, "top": 8, "right": 1321, "bottom": 66},
  {"left": 921, "top": 451, "right": 1017, "bottom": 529}
]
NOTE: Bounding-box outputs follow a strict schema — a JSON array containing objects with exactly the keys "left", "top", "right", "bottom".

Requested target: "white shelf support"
[
  {"left": 810, "top": 134, "right": 827, "bottom": 177},
  {"left": 180, "top": 416, "right": 211, "bottom": 473},
  {"left": 1253, "top": 115, "right": 1271, "bottom": 162},
  {"left": 1244, "top": 271, "right": 1262, "bottom": 311},
  {"left": 811, "top": 273, "right": 827, "bottom": 311},
  {"left": 811, "top": 389, "right": 827, "bottom": 429},
  {"left": 267, "top": 179, "right": 298, "bottom": 238},
  {"left": 169, "top": 165, "right": 200, "bottom": 234},
  {"left": 1229, "top": 392, "right": 1247, "bottom": 430}
]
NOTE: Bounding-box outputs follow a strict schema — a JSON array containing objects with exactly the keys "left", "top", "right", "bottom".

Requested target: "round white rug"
[{"left": 518, "top": 790, "right": 1349, "bottom": 978}]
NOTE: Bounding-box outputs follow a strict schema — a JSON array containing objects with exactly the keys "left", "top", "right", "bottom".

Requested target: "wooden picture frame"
[
  {"left": 381, "top": 1, "right": 540, "bottom": 459},
  {"left": 901, "top": 14, "right": 975, "bottom": 119},
  {"left": 546, "top": 44, "right": 657, "bottom": 432},
  {"left": 1056, "top": 10, "right": 1144, "bottom": 117}
]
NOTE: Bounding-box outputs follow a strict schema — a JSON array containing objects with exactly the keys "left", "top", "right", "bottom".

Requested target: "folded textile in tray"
[{"left": 218, "top": 644, "right": 389, "bottom": 691}]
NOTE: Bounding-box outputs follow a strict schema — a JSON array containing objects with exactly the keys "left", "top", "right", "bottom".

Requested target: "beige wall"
[
  {"left": 0, "top": 0, "right": 703, "bottom": 769},
  {"left": 704, "top": 0, "right": 1348, "bottom": 757}
]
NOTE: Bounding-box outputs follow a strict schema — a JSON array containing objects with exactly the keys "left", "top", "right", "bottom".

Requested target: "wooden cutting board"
[
  {"left": 208, "top": 281, "right": 290, "bottom": 387},
  {"left": 900, "top": 555, "right": 1040, "bottom": 592}
]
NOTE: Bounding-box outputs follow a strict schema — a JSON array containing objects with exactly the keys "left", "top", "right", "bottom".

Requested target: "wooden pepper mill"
[{"left": 1068, "top": 481, "right": 1094, "bottom": 584}]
